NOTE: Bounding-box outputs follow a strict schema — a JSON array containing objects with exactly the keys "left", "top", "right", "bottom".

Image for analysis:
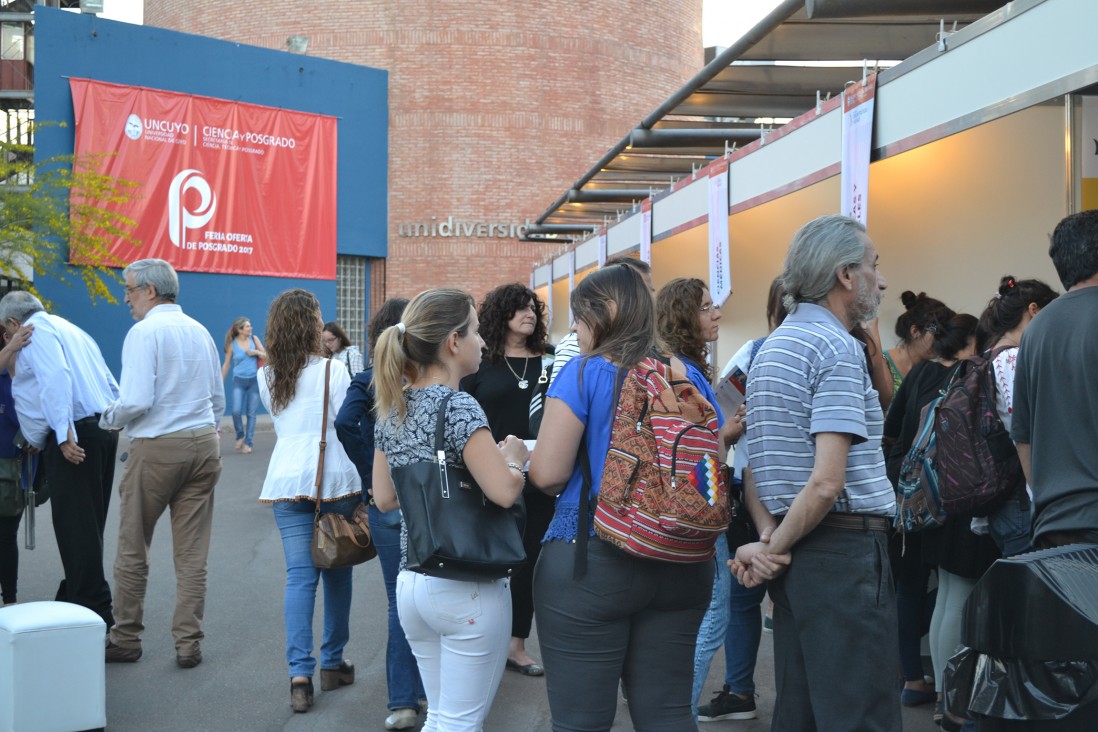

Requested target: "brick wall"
[{"left": 145, "top": 0, "right": 702, "bottom": 303}]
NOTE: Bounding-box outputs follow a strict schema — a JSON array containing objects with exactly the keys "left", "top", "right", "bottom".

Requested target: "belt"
[
  {"left": 818, "top": 512, "right": 890, "bottom": 532},
  {"left": 74, "top": 414, "right": 102, "bottom": 426}
]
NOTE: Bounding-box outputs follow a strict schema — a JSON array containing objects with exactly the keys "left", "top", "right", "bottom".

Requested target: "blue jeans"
[
  {"left": 369, "top": 503, "right": 425, "bottom": 710},
  {"left": 272, "top": 496, "right": 358, "bottom": 678},
  {"left": 692, "top": 538, "right": 731, "bottom": 715},
  {"left": 725, "top": 568, "right": 767, "bottom": 695},
  {"left": 231, "top": 376, "right": 260, "bottom": 447},
  {"left": 989, "top": 492, "right": 1032, "bottom": 557}
]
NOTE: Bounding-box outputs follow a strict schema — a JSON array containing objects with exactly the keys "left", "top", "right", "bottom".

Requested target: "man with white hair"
[
  {"left": 0, "top": 290, "right": 120, "bottom": 627},
  {"left": 732, "top": 215, "right": 900, "bottom": 731},
  {"left": 100, "top": 258, "right": 224, "bottom": 669}
]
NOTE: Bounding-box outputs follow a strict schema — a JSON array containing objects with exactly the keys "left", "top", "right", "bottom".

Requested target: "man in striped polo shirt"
[{"left": 732, "top": 215, "right": 900, "bottom": 731}]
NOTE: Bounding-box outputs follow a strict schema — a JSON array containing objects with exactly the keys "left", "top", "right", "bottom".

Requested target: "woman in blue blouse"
[
  {"left": 221, "top": 316, "right": 266, "bottom": 454},
  {"left": 529, "top": 264, "right": 715, "bottom": 732}
]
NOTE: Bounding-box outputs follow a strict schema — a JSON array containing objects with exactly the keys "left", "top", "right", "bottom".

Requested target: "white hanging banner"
[
  {"left": 707, "top": 157, "right": 732, "bottom": 307},
  {"left": 1082, "top": 96, "right": 1098, "bottom": 211},
  {"left": 545, "top": 281, "right": 553, "bottom": 334},
  {"left": 597, "top": 228, "right": 608, "bottom": 268},
  {"left": 567, "top": 249, "right": 576, "bottom": 325},
  {"left": 840, "top": 72, "right": 877, "bottom": 225},
  {"left": 640, "top": 198, "right": 652, "bottom": 264}
]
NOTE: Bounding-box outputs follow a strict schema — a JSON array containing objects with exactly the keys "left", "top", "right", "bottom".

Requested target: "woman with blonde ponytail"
[{"left": 370, "top": 288, "right": 529, "bottom": 732}]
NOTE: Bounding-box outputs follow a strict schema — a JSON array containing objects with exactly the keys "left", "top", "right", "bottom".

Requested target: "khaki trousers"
[{"left": 110, "top": 427, "right": 221, "bottom": 655}]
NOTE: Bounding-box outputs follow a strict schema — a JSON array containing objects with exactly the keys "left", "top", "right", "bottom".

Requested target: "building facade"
[{"left": 144, "top": 0, "right": 703, "bottom": 302}]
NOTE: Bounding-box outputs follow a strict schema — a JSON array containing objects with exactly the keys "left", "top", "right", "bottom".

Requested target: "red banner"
[{"left": 69, "top": 78, "right": 338, "bottom": 279}]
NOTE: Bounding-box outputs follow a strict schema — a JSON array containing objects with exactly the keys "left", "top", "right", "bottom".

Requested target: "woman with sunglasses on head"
[
  {"left": 221, "top": 316, "right": 266, "bottom": 454},
  {"left": 371, "top": 288, "right": 529, "bottom": 732}
]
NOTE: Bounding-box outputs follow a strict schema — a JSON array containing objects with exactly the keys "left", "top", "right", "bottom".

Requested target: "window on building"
[
  {"left": 335, "top": 254, "right": 368, "bottom": 350},
  {"left": 1, "top": 23, "right": 24, "bottom": 60}
]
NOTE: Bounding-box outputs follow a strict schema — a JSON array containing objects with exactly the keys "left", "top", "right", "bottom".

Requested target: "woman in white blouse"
[{"left": 258, "top": 289, "right": 363, "bottom": 714}]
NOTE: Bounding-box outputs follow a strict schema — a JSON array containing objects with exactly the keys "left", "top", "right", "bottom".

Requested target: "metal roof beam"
[
  {"left": 805, "top": 0, "right": 1003, "bottom": 18},
  {"left": 628, "top": 127, "right": 760, "bottom": 147},
  {"left": 566, "top": 189, "right": 652, "bottom": 203}
]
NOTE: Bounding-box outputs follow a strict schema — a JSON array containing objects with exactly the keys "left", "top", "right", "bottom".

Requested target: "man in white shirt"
[
  {"left": 0, "top": 291, "right": 120, "bottom": 627},
  {"left": 100, "top": 259, "right": 225, "bottom": 669}
]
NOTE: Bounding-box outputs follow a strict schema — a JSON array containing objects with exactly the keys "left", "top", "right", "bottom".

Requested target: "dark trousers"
[
  {"left": 770, "top": 524, "right": 902, "bottom": 732},
  {"left": 0, "top": 512, "right": 20, "bottom": 604},
  {"left": 534, "top": 537, "right": 714, "bottom": 732},
  {"left": 510, "top": 487, "right": 554, "bottom": 639},
  {"left": 45, "top": 420, "right": 118, "bottom": 627}
]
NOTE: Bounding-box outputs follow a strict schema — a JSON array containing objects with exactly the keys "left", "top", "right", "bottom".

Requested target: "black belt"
[
  {"left": 818, "top": 512, "right": 890, "bottom": 532},
  {"left": 74, "top": 414, "right": 102, "bottom": 426}
]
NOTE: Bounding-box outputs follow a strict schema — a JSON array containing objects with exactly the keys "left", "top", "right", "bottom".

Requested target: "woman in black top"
[
  {"left": 883, "top": 312, "right": 997, "bottom": 723},
  {"left": 461, "top": 283, "right": 551, "bottom": 676}
]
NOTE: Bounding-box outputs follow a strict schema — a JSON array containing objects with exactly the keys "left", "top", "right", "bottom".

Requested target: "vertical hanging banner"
[
  {"left": 567, "top": 249, "right": 576, "bottom": 325},
  {"left": 69, "top": 78, "right": 338, "bottom": 279},
  {"left": 840, "top": 72, "right": 877, "bottom": 225},
  {"left": 1081, "top": 97, "right": 1098, "bottom": 211},
  {"left": 707, "top": 157, "right": 731, "bottom": 307},
  {"left": 597, "top": 227, "right": 608, "bottom": 268},
  {"left": 639, "top": 198, "right": 652, "bottom": 264}
]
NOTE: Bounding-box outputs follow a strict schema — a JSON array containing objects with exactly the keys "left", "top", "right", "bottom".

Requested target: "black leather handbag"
[{"left": 391, "top": 392, "right": 526, "bottom": 582}]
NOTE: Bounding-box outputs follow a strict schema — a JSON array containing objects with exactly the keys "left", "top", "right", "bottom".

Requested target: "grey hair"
[
  {"left": 125, "top": 258, "right": 179, "bottom": 302},
  {"left": 780, "top": 215, "right": 868, "bottom": 313},
  {"left": 0, "top": 291, "right": 45, "bottom": 325}
]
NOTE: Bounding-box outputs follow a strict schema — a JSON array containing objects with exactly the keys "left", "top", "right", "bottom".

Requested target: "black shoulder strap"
[{"left": 434, "top": 391, "right": 454, "bottom": 453}]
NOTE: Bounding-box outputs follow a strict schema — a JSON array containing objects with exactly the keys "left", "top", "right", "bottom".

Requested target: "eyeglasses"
[
  {"left": 699, "top": 303, "right": 721, "bottom": 313},
  {"left": 124, "top": 284, "right": 146, "bottom": 295}
]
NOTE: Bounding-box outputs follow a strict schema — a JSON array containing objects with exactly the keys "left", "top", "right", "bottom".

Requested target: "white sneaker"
[{"left": 385, "top": 708, "right": 418, "bottom": 730}]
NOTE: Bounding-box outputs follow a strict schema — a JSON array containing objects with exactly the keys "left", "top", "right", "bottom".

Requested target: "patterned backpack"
[
  {"left": 933, "top": 347, "right": 1024, "bottom": 518},
  {"left": 895, "top": 396, "right": 948, "bottom": 534},
  {"left": 591, "top": 357, "right": 730, "bottom": 563}
]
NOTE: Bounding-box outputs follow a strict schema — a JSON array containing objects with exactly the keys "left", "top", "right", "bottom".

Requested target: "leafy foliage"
[{"left": 0, "top": 124, "right": 140, "bottom": 306}]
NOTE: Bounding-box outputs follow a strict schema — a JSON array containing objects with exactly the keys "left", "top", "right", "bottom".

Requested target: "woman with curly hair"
[
  {"left": 258, "top": 289, "right": 363, "bottom": 714},
  {"left": 460, "top": 282, "right": 551, "bottom": 677},
  {"left": 322, "top": 321, "right": 365, "bottom": 376}
]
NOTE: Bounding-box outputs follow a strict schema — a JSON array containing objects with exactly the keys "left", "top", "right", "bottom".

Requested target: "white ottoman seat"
[{"left": 0, "top": 601, "right": 106, "bottom": 732}]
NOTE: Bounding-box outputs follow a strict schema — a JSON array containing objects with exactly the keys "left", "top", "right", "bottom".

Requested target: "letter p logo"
[{"left": 168, "top": 169, "right": 217, "bottom": 247}]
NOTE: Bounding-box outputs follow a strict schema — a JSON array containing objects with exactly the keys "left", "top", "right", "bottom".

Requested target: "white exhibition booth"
[{"left": 533, "top": 0, "right": 1093, "bottom": 368}]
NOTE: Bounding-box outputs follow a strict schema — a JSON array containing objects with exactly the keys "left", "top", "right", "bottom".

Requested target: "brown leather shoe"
[
  {"left": 291, "top": 678, "right": 314, "bottom": 713},
  {"left": 177, "top": 650, "right": 202, "bottom": 669},
  {"left": 105, "top": 641, "right": 142, "bottom": 663},
  {"left": 320, "top": 660, "right": 354, "bottom": 690}
]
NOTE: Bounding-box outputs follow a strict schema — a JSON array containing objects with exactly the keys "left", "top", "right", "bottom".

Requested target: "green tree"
[{"left": 0, "top": 125, "right": 140, "bottom": 305}]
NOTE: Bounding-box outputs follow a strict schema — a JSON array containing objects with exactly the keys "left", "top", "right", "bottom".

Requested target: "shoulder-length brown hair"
[
  {"left": 224, "top": 316, "right": 249, "bottom": 353},
  {"left": 477, "top": 283, "right": 547, "bottom": 363},
  {"left": 656, "top": 277, "right": 712, "bottom": 381},
  {"left": 264, "top": 290, "right": 322, "bottom": 414},
  {"left": 571, "top": 264, "right": 655, "bottom": 368}
]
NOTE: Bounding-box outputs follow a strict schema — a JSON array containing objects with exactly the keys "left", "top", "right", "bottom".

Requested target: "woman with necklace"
[{"left": 461, "top": 283, "right": 551, "bottom": 677}]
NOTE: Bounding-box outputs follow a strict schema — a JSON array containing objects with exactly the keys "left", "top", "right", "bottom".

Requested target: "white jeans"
[{"left": 396, "top": 570, "right": 512, "bottom": 732}]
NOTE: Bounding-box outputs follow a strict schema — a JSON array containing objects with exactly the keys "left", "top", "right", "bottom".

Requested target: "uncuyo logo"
[
  {"left": 124, "top": 114, "right": 143, "bottom": 140},
  {"left": 167, "top": 169, "right": 217, "bottom": 247}
]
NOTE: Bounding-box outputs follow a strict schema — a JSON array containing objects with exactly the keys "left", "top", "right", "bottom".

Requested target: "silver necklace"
[{"left": 504, "top": 355, "right": 530, "bottom": 390}]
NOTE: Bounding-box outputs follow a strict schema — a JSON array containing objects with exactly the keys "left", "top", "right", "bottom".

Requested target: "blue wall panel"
[{"left": 32, "top": 7, "right": 386, "bottom": 376}]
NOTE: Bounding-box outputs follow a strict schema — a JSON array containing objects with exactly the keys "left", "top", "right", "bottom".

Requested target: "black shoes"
[
  {"left": 320, "top": 660, "right": 355, "bottom": 690},
  {"left": 291, "top": 678, "right": 314, "bottom": 713},
  {"left": 105, "top": 641, "right": 142, "bottom": 663},
  {"left": 697, "top": 684, "right": 758, "bottom": 722},
  {"left": 176, "top": 650, "right": 202, "bottom": 669}
]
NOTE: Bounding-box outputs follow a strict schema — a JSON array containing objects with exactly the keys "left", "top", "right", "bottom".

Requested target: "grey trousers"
[
  {"left": 770, "top": 523, "right": 902, "bottom": 732},
  {"left": 533, "top": 537, "right": 714, "bottom": 732}
]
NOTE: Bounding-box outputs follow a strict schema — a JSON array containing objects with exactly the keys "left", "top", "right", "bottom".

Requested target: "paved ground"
[{"left": 12, "top": 419, "right": 941, "bottom": 731}]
